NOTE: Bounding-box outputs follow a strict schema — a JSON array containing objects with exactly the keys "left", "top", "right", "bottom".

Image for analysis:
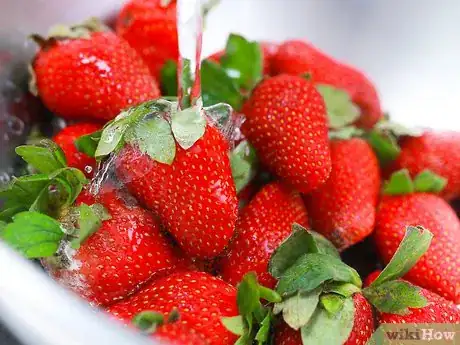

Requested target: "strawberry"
[
  {"left": 219, "top": 182, "right": 309, "bottom": 288},
  {"left": 272, "top": 40, "right": 382, "bottom": 128},
  {"left": 153, "top": 322, "right": 208, "bottom": 345},
  {"left": 305, "top": 138, "right": 380, "bottom": 251},
  {"left": 53, "top": 123, "right": 100, "bottom": 177},
  {"left": 242, "top": 74, "right": 331, "bottom": 194},
  {"left": 208, "top": 41, "right": 279, "bottom": 76},
  {"left": 30, "top": 19, "right": 160, "bottom": 122},
  {"left": 375, "top": 190, "right": 460, "bottom": 303},
  {"left": 90, "top": 100, "right": 238, "bottom": 259},
  {"left": 275, "top": 293, "right": 374, "bottom": 345},
  {"left": 46, "top": 187, "right": 180, "bottom": 306},
  {"left": 389, "top": 131, "right": 460, "bottom": 200},
  {"left": 116, "top": 0, "right": 178, "bottom": 80},
  {"left": 107, "top": 271, "right": 238, "bottom": 345}
]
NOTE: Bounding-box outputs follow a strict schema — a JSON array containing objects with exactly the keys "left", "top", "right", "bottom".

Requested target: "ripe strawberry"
[
  {"left": 107, "top": 271, "right": 238, "bottom": 345},
  {"left": 208, "top": 41, "right": 279, "bottom": 76},
  {"left": 116, "top": 0, "right": 178, "bottom": 80},
  {"left": 31, "top": 20, "right": 160, "bottom": 122},
  {"left": 275, "top": 293, "right": 374, "bottom": 345},
  {"left": 219, "top": 182, "right": 309, "bottom": 288},
  {"left": 153, "top": 322, "right": 207, "bottom": 345},
  {"left": 116, "top": 123, "right": 237, "bottom": 259},
  {"left": 389, "top": 131, "right": 460, "bottom": 200},
  {"left": 375, "top": 193, "right": 460, "bottom": 303},
  {"left": 272, "top": 40, "right": 382, "bottom": 128},
  {"left": 47, "top": 187, "right": 180, "bottom": 306},
  {"left": 53, "top": 123, "right": 100, "bottom": 177},
  {"left": 305, "top": 138, "right": 380, "bottom": 251},
  {"left": 242, "top": 74, "right": 331, "bottom": 194}
]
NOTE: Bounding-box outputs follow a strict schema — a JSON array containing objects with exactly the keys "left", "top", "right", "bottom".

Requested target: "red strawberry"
[
  {"left": 46, "top": 187, "right": 180, "bottom": 306},
  {"left": 305, "top": 138, "right": 380, "bottom": 251},
  {"left": 153, "top": 322, "right": 207, "bottom": 345},
  {"left": 107, "top": 271, "right": 238, "bottom": 345},
  {"left": 272, "top": 40, "right": 382, "bottom": 129},
  {"left": 53, "top": 123, "right": 100, "bottom": 177},
  {"left": 375, "top": 193, "right": 460, "bottom": 303},
  {"left": 209, "top": 41, "right": 279, "bottom": 76},
  {"left": 242, "top": 74, "right": 331, "bottom": 194},
  {"left": 219, "top": 182, "right": 309, "bottom": 288},
  {"left": 31, "top": 20, "right": 160, "bottom": 122},
  {"left": 390, "top": 131, "right": 460, "bottom": 200},
  {"left": 116, "top": 0, "right": 178, "bottom": 80},
  {"left": 275, "top": 294, "right": 374, "bottom": 345},
  {"left": 116, "top": 124, "right": 238, "bottom": 259}
]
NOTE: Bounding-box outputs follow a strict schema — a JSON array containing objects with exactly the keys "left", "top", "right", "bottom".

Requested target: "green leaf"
[
  {"left": 125, "top": 115, "right": 176, "bottom": 165},
  {"left": 204, "top": 103, "right": 233, "bottom": 129},
  {"left": 317, "top": 85, "right": 360, "bottom": 129},
  {"left": 0, "top": 168, "right": 86, "bottom": 219},
  {"left": 328, "top": 126, "right": 365, "bottom": 140},
  {"left": 413, "top": 169, "right": 447, "bottom": 193},
  {"left": 367, "top": 130, "right": 400, "bottom": 165},
  {"left": 15, "top": 139, "right": 67, "bottom": 174},
  {"left": 222, "top": 315, "right": 246, "bottom": 336},
  {"left": 300, "top": 297, "right": 355, "bottom": 345},
  {"left": 269, "top": 224, "right": 339, "bottom": 279},
  {"left": 220, "top": 34, "right": 263, "bottom": 90},
  {"left": 323, "top": 282, "right": 361, "bottom": 298},
  {"left": 1, "top": 211, "right": 64, "bottom": 258},
  {"left": 132, "top": 311, "right": 164, "bottom": 334},
  {"left": 383, "top": 169, "right": 414, "bottom": 196},
  {"left": 237, "top": 272, "right": 261, "bottom": 316},
  {"left": 363, "top": 280, "right": 427, "bottom": 315},
  {"left": 230, "top": 141, "right": 259, "bottom": 193},
  {"left": 310, "top": 231, "right": 341, "bottom": 258},
  {"left": 201, "top": 59, "right": 243, "bottom": 110},
  {"left": 171, "top": 107, "right": 206, "bottom": 150},
  {"left": 254, "top": 311, "right": 272, "bottom": 345},
  {"left": 0, "top": 220, "right": 7, "bottom": 232},
  {"left": 273, "top": 288, "right": 321, "bottom": 330},
  {"left": 160, "top": 59, "right": 178, "bottom": 96},
  {"left": 370, "top": 225, "right": 432, "bottom": 287},
  {"left": 70, "top": 203, "right": 110, "bottom": 250},
  {"left": 320, "top": 294, "right": 345, "bottom": 315},
  {"left": 234, "top": 333, "right": 252, "bottom": 345},
  {"left": 258, "top": 285, "right": 282, "bottom": 303},
  {"left": 275, "top": 253, "right": 362, "bottom": 297},
  {"left": 75, "top": 130, "right": 102, "bottom": 158}
]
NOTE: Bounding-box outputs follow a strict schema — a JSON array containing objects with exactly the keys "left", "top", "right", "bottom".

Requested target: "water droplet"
[{"left": 84, "top": 166, "right": 93, "bottom": 174}]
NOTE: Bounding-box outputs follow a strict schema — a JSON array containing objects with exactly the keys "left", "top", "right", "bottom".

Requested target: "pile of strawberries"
[{"left": 0, "top": 1, "right": 459, "bottom": 345}]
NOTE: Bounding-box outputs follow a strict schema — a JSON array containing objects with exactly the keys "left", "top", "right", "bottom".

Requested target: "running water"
[{"left": 177, "top": 0, "right": 203, "bottom": 110}]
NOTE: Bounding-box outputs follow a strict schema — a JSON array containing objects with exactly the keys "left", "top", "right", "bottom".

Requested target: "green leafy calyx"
[{"left": 383, "top": 169, "right": 447, "bottom": 196}]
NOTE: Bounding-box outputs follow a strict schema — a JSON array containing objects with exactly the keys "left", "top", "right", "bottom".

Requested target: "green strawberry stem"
[{"left": 383, "top": 169, "right": 447, "bottom": 196}]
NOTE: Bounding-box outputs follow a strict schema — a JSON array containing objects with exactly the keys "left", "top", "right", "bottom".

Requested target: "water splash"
[{"left": 177, "top": 0, "right": 203, "bottom": 109}]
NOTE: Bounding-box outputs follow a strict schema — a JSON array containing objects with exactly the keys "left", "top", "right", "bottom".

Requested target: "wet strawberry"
[
  {"left": 31, "top": 19, "right": 160, "bottom": 122},
  {"left": 242, "top": 74, "right": 331, "bottom": 193},
  {"left": 53, "top": 123, "right": 100, "bottom": 177},
  {"left": 220, "top": 182, "right": 309, "bottom": 288},
  {"left": 107, "top": 271, "right": 238, "bottom": 345},
  {"left": 47, "top": 188, "right": 180, "bottom": 306}
]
